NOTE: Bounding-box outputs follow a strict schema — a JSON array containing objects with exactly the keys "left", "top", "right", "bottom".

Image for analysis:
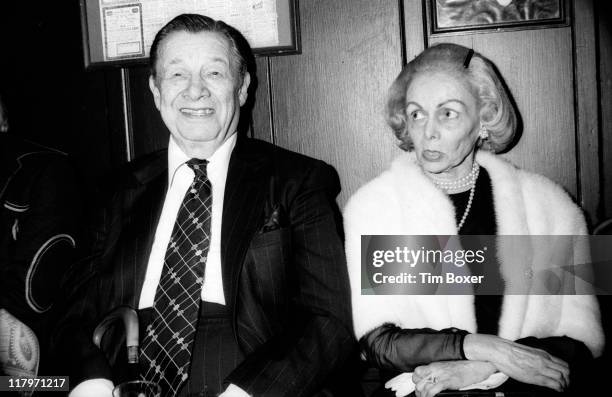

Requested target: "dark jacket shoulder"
[
  {"left": 240, "top": 138, "right": 340, "bottom": 196},
  {"left": 1, "top": 134, "right": 75, "bottom": 206},
  {"left": 242, "top": 137, "right": 332, "bottom": 173},
  {"left": 112, "top": 149, "right": 167, "bottom": 190}
]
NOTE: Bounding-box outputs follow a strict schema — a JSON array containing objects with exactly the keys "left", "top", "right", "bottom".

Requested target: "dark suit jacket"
[
  {"left": 52, "top": 136, "right": 356, "bottom": 396},
  {"left": 0, "top": 134, "right": 80, "bottom": 337}
]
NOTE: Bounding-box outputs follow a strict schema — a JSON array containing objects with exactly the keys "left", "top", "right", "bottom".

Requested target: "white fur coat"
[{"left": 344, "top": 150, "right": 604, "bottom": 358}]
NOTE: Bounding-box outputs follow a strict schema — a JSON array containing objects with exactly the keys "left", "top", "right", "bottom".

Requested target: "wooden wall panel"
[
  {"left": 403, "top": 0, "right": 426, "bottom": 61},
  {"left": 573, "top": 0, "right": 601, "bottom": 224},
  {"left": 269, "top": 0, "right": 404, "bottom": 207},
  {"left": 251, "top": 57, "right": 274, "bottom": 142},
  {"left": 430, "top": 29, "right": 578, "bottom": 198},
  {"left": 598, "top": 4, "right": 612, "bottom": 221}
]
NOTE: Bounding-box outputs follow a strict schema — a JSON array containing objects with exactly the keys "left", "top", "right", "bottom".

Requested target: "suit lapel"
[
  {"left": 116, "top": 152, "right": 168, "bottom": 307},
  {"left": 221, "top": 137, "right": 270, "bottom": 314}
]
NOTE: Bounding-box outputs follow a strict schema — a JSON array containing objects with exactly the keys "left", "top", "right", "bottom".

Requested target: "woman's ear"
[{"left": 479, "top": 102, "right": 497, "bottom": 125}]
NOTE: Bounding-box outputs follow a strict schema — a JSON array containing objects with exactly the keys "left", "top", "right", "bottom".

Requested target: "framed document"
[{"left": 80, "top": 0, "right": 301, "bottom": 69}]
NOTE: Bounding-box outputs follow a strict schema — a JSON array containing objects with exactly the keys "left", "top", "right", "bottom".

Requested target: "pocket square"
[{"left": 259, "top": 204, "right": 285, "bottom": 233}]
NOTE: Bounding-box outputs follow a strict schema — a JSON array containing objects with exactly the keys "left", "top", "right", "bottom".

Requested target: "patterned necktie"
[{"left": 140, "top": 158, "right": 212, "bottom": 395}]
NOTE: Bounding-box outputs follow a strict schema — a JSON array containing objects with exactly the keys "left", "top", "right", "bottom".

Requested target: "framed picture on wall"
[
  {"left": 426, "top": 0, "right": 570, "bottom": 35},
  {"left": 80, "top": 0, "right": 301, "bottom": 69}
]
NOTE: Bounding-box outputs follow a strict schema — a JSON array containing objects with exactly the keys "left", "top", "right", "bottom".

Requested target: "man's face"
[{"left": 149, "top": 30, "right": 250, "bottom": 158}]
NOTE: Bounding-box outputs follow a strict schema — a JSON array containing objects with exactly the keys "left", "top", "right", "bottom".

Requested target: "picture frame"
[
  {"left": 79, "top": 0, "right": 301, "bottom": 69},
  {"left": 425, "top": 0, "right": 569, "bottom": 35}
]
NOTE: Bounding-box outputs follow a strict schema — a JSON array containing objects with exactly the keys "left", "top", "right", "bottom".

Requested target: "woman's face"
[{"left": 405, "top": 71, "right": 481, "bottom": 178}]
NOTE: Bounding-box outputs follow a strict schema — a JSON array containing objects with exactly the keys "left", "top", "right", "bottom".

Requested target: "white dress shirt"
[{"left": 138, "top": 133, "right": 235, "bottom": 308}]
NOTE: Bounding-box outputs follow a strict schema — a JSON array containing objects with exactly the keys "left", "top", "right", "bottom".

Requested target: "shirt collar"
[{"left": 168, "top": 133, "right": 237, "bottom": 186}]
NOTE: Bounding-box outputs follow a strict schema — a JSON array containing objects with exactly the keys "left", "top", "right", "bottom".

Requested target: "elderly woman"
[{"left": 344, "top": 43, "right": 604, "bottom": 397}]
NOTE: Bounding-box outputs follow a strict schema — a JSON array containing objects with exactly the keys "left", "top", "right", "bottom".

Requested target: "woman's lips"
[{"left": 422, "top": 150, "right": 443, "bottom": 161}]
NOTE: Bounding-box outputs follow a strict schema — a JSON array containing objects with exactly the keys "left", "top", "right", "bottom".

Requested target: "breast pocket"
[{"left": 244, "top": 227, "right": 293, "bottom": 306}]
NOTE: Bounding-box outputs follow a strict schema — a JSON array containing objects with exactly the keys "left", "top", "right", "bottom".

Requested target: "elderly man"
[{"left": 53, "top": 14, "right": 355, "bottom": 397}]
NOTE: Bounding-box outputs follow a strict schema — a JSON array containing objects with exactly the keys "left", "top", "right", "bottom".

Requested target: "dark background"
[{"left": 0, "top": 1, "right": 126, "bottom": 193}]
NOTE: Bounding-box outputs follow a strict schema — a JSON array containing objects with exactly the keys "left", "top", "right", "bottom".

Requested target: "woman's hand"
[
  {"left": 463, "top": 334, "right": 570, "bottom": 392},
  {"left": 412, "top": 360, "right": 496, "bottom": 397}
]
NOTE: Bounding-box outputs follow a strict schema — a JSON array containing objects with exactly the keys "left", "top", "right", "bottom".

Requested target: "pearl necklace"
[
  {"left": 456, "top": 165, "right": 478, "bottom": 232},
  {"left": 427, "top": 162, "right": 480, "bottom": 232},
  {"left": 431, "top": 162, "right": 479, "bottom": 191}
]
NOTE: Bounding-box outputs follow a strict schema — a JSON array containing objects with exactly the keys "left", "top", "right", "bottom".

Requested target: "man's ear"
[
  {"left": 149, "top": 76, "right": 161, "bottom": 110},
  {"left": 238, "top": 72, "right": 251, "bottom": 106}
]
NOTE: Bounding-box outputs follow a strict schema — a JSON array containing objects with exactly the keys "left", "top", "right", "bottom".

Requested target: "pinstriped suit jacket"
[{"left": 52, "top": 136, "right": 357, "bottom": 396}]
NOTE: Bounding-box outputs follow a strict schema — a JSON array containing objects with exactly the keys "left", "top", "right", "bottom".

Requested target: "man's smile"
[{"left": 180, "top": 107, "right": 215, "bottom": 117}]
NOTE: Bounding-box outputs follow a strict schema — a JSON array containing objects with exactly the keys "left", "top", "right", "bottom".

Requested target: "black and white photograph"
[{"left": 1, "top": 1, "right": 612, "bottom": 396}]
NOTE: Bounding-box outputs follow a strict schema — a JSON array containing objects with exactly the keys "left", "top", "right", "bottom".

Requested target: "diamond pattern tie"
[{"left": 140, "top": 158, "right": 211, "bottom": 395}]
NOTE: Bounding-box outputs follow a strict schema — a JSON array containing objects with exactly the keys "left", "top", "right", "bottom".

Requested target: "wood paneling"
[
  {"left": 269, "top": 0, "right": 404, "bottom": 206},
  {"left": 402, "top": 0, "right": 426, "bottom": 61},
  {"left": 573, "top": 0, "right": 601, "bottom": 225},
  {"left": 251, "top": 57, "right": 274, "bottom": 142},
  {"left": 598, "top": 2, "right": 612, "bottom": 221},
  {"left": 429, "top": 29, "right": 577, "bottom": 197}
]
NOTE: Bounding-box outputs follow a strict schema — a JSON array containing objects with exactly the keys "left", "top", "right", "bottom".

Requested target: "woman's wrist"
[
  {"left": 463, "top": 333, "right": 496, "bottom": 361},
  {"left": 480, "top": 360, "right": 497, "bottom": 376}
]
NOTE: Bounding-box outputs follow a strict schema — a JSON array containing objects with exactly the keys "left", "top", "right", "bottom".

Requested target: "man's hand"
[
  {"left": 412, "top": 360, "right": 496, "bottom": 397},
  {"left": 464, "top": 334, "right": 569, "bottom": 392}
]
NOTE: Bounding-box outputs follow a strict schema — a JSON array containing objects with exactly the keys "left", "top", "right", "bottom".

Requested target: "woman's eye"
[
  {"left": 410, "top": 110, "right": 425, "bottom": 121},
  {"left": 442, "top": 109, "right": 459, "bottom": 119}
]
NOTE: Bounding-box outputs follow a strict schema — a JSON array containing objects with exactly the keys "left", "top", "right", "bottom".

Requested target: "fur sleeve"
[
  {"left": 519, "top": 172, "right": 605, "bottom": 357},
  {"left": 344, "top": 178, "right": 407, "bottom": 340}
]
